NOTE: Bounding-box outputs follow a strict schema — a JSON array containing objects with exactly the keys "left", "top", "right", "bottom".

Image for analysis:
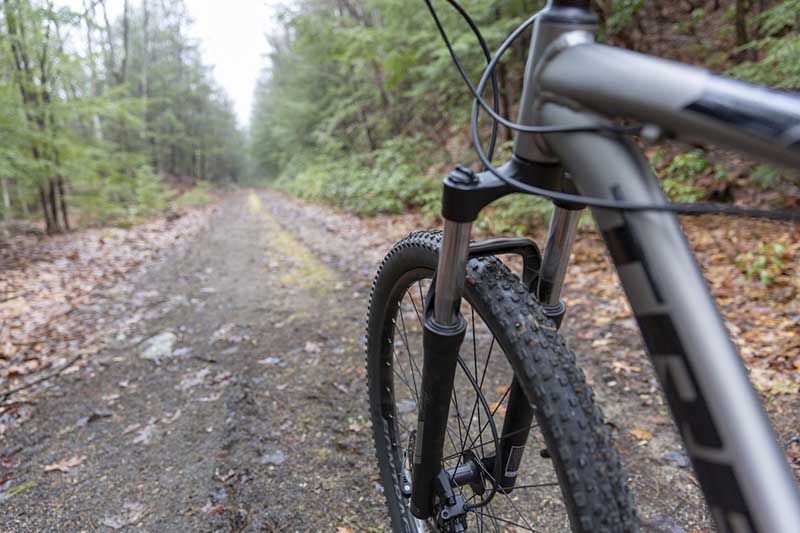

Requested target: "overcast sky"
[{"left": 185, "top": 0, "right": 275, "bottom": 127}]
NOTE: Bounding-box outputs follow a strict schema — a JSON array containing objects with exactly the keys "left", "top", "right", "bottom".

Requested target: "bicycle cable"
[{"left": 426, "top": 0, "right": 800, "bottom": 221}]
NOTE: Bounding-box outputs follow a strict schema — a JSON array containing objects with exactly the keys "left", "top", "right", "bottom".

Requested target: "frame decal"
[
  {"left": 685, "top": 81, "right": 800, "bottom": 148},
  {"left": 601, "top": 220, "right": 757, "bottom": 531}
]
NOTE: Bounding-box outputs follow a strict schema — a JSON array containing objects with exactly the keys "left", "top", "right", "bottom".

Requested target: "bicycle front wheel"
[{"left": 366, "top": 230, "right": 638, "bottom": 532}]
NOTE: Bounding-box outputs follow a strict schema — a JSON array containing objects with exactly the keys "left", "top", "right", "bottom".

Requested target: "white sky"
[{"left": 185, "top": 1, "right": 275, "bottom": 127}]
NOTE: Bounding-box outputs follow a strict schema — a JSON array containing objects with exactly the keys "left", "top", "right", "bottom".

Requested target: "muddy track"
[{"left": 1, "top": 190, "right": 797, "bottom": 532}]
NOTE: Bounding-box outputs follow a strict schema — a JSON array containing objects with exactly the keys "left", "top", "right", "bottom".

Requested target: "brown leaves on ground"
[
  {"left": 683, "top": 217, "right": 799, "bottom": 391},
  {"left": 629, "top": 428, "right": 654, "bottom": 442},
  {"left": 567, "top": 215, "right": 799, "bottom": 394},
  {"left": 0, "top": 210, "right": 208, "bottom": 431}
]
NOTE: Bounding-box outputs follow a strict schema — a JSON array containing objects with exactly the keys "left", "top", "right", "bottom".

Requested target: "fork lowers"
[{"left": 409, "top": 307, "right": 467, "bottom": 519}]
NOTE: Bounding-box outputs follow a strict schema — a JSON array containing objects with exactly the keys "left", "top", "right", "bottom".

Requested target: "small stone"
[
  {"left": 260, "top": 450, "right": 286, "bottom": 465},
  {"left": 661, "top": 450, "right": 690, "bottom": 468},
  {"left": 140, "top": 332, "right": 177, "bottom": 362}
]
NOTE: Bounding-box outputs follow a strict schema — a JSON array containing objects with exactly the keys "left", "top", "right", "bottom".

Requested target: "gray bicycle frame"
[{"left": 434, "top": 1, "right": 800, "bottom": 531}]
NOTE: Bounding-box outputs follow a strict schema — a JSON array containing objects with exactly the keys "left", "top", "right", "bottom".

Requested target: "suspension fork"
[
  {"left": 409, "top": 160, "right": 580, "bottom": 519},
  {"left": 410, "top": 219, "right": 472, "bottom": 519}
]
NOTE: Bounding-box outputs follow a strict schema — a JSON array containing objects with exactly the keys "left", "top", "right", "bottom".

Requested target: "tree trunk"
[
  {"left": 48, "top": 177, "right": 62, "bottom": 233},
  {"left": 1, "top": 176, "right": 10, "bottom": 220},
  {"left": 39, "top": 184, "right": 55, "bottom": 234},
  {"left": 120, "top": 0, "right": 130, "bottom": 84},
  {"left": 359, "top": 108, "right": 376, "bottom": 151},
  {"left": 141, "top": 0, "right": 149, "bottom": 142},
  {"left": 57, "top": 175, "right": 69, "bottom": 231},
  {"left": 735, "top": 0, "right": 755, "bottom": 60},
  {"left": 496, "top": 62, "right": 513, "bottom": 142}
]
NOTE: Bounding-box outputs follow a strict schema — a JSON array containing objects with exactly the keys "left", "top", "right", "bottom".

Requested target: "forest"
[
  {"left": 0, "top": 0, "right": 246, "bottom": 232},
  {"left": 251, "top": 0, "right": 800, "bottom": 230},
  {"left": 2, "top": 0, "right": 797, "bottom": 233}
]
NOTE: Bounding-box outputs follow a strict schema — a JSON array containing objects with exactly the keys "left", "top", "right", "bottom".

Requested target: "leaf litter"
[{"left": 0, "top": 208, "right": 208, "bottom": 432}]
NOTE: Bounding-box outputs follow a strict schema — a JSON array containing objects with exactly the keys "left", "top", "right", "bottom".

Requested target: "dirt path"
[{"left": 1, "top": 190, "right": 797, "bottom": 532}]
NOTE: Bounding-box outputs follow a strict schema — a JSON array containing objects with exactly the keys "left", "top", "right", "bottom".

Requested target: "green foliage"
[
  {"left": 727, "top": 1, "right": 800, "bottom": 89},
  {"left": 251, "top": 0, "right": 796, "bottom": 232},
  {"left": 606, "top": 0, "right": 644, "bottom": 36},
  {"left": 736, "top": 243, "right": 787, "bottom": 285},
  {"left": 750, "top": 164, "right": 780, "bottom": 188},
  {"left": 660, "top": 150, "right": 709, "bottom": 202},
  {"left": 71, "top": 158, "right": 167, "bottom": 225},
  {"left": 174, "top": 182, "right": 213, "bottom": 210},
  {"left": 0, "top": 0, "right": 245, "bottom": 229},
  {"left": 274, "top": 137, "right": 439, "bottom": 217},
  {"left": 475, "top": 195, "right": 552, "bottom": 236},
  {"left": 250, "top": 0, "right": 541, "bottom": 216}
]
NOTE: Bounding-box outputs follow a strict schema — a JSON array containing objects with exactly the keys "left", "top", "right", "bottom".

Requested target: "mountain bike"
[{"left": 365, "top": 1, "right": 800, "bottom": 531}]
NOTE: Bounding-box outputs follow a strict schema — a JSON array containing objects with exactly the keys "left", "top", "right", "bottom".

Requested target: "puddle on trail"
[{"left": 247, "top": 193, "right": 334, "bottom": 292}]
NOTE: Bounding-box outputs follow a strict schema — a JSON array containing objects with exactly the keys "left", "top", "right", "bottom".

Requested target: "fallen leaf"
[
  {"left": 629, "top": 428, "right": 653, "bottom": 441},
  {"left": 176, "top": 368, "right": 210, "bottom": 390},
  {"left": 132, "top": 418, "right": 158, "bottom": 445},
  {"left": 304, "top": 341, "right": 321, "bottom": 353},
  {"left": 488, "top": 402, "right": 507, "bottom": 417},
  {"left": 44, "top": 455, "right": 86, "bottom": 473},
  {"left": 122, "top": 423, "right": 140, "bottom": 435},
  {"left": 612, "top": 360, "right": 642, "bottom": 374},
  {"left": 163, "top": 410, "right": 182, "bottom": 424},
  {"left": 102, "top": 502, "right": 145, "bottom": 529},
  {"left": 200, "top": 500, "right": 225, "bottom": 514},
  {"left": 336, "top": 527, "right": 354, "bottom": 533}
]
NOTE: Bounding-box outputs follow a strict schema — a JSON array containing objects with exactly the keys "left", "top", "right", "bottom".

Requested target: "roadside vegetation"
[
  {"left": 0, "top": 0, "right": 247, "bottom": 231},
  {"left": 250, "top": 0, "right": 800, "bottom": 225}
]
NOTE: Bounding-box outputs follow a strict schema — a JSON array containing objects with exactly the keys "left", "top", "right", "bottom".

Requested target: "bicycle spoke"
[
  {"left": 396, "top": 305, "right": 422, "bottom": 403},
  {"left": 473, "top": 505, "right": 542, "bottom": 533},
  {"left": 441, "top": 422, "right": 540, "bottom": 463},
  {"left": 471, "top": 307, "right": 486, "bottom": 473},
  {"left": 391, "top": 348, "right": 417, "bottom": 405},
  {"left": 409, "top": 285, "right": 425, "bottom": 328},
  {"left": 451, "top": 379, "right": 470, "bottom": 451},
  {"left": 403, "top": 292, "right": 427, "bottom": 410},
  {"left": 460, "top": 383, "right": 513, "bottom": 457},
  {"left": 459, "top": 335, "right": 496, "bottom": 459},
  {"left": 510, "top": 481, "right": 560, "bottom": 490},
  {"left": 482, "top": 501, "right": 503, "bottom": 533},
  {"left": 473, "top": 455, "right": 539, "bottom": 532}
]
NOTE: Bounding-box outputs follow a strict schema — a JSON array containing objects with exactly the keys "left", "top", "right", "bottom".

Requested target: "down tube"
[{"left": 541, "top": 103, "right": 800, "bottom": 533}]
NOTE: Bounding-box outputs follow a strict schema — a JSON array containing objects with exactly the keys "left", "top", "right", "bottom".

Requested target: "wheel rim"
[{"left": 378, "top": 269, "right": 573, "bottom": 532}]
